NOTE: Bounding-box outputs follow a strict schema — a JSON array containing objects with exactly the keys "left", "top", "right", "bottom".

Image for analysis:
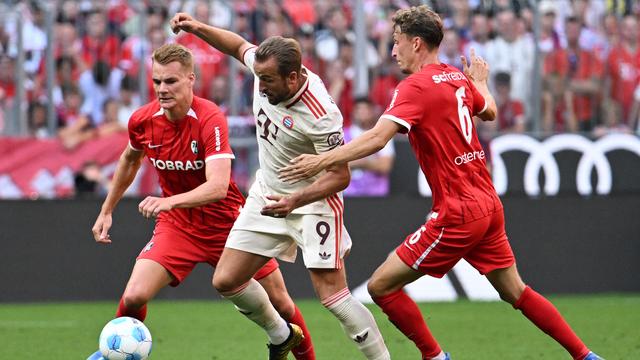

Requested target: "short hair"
[
  {"left": 152, "top": 43, "right": 194, "bottom": 72},
  {"left": 392, "top": 5, "right": 444, "bottom": 50},
  {"left": 255, "top": 36, "right": 302, "bottom": 77},
  {"left": 494, "top": 72, "right": 511, "bottom": 86}
]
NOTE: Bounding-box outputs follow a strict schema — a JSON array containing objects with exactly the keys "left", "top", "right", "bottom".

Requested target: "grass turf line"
[{"left": 0, "top": 295, "right": 637, "bottom": 359}]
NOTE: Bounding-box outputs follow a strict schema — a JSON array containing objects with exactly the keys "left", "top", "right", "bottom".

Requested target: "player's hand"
[
  {"left": 138, "top": 196, "right": 173, "bottom": 219},
  {"left": 279, "top": 154, "right": 324, "bottom": 184},
  {"left": 461, "top": 48, "right": 489, "bottom": 83},
  {"left": 261, "top": 194, "right": 297, "bottom": 218},
  {"left": 170, "top": 12, "right": 198, "bottom": 34},
  {"left": 92, "top": 213, "right": 113, "bottom": 244}
]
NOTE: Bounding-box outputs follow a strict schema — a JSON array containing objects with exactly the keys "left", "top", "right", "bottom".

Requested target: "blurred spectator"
[
  {"left": 494, "top": 72, "right": 526, "bottom": 133},
  {"left": 52, "top": 56, "right": 79, "bottom": 107},
  {"left": 604, "top": 14, "right": 639, "bottom": 129},
  {"left": 315, "top": 6, "right": 352, "bottom": 63},
  {"left": 463, "top": 12, "right": 491, "bottom": 60},
  {"left": 544, "top": 16, "right": 603, "bottom": 133},
  {"left": 116, "top": 75, "right": 141, "bottom": 128},
  {"left": 326, "top": 42, "right": 354, "bottom": 127},
  {"left": 0, "top": 55, "right": 15, "bottom": 109},
  {"left": 74, "top": 160, "right": 109, "bottom": 198},
  {"left": 57, "top": 85, "right": 95, "bottom": 149},
  {"left": 27, "top": 101, "right": 51, "bottom": 138},
  {"left": 78, "top": 60, "right": 123, "bottom": 125},
  {"left": 439, "top": 28, "right": 464, "bottom": 70},
  {"left": 370, "top": 59, "right": 403, "bottom": 111},
  {"left": 97, "top": 98, "right": 126, "bottom": 137},
  {"left": 538, "top": 1, "right": 562, "bottom": 56},
  {"left": 485, "top": 9, "right": 535, "bottom": 116},
  {"left": 176, "top": 1, "right": 226, "bottom": 99},
  {"left": 297, "top": 23, "right": 320, "bottom": 73},
  {"left": 5, "top": 2, "right": 47, "bottom": 76},
  {"left": 81, "top": 10, "right": 122, "bottom": 69},
  {"left": 344, "top": 97, "right": 394, "bottom": 197}
]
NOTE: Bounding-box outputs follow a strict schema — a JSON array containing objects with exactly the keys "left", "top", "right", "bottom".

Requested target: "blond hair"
[{"left": 152, "top": 43, "right": 194, "bottom": 72}]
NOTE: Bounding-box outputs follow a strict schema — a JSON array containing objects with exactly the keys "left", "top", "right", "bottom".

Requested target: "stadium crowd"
[{"left": 0, "top": 0, "right": 639, "bottom": 196}]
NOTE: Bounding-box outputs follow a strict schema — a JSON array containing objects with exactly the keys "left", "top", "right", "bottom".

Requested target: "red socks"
[
  {"left": 514, "top": 286, "right": 589, "bottom": 360},
  {"left": 285, "top": 305, "right": 315, "bottom": 360},
  {"left": 116, "top": 297, "right": 148, "bottom": 322},
  {"left": 373, "top": 290, "right": 441, "bottom": 359}
]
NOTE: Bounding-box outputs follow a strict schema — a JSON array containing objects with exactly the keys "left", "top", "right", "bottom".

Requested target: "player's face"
[
  {"left": 152, "top": 61, "right": 195, "bottom": 112},
  {"left": 391, "top": 27, "right": 415, "bottom": 74},
  {"left": 254, "top": 57, "right": 296, "bottom": 105}
]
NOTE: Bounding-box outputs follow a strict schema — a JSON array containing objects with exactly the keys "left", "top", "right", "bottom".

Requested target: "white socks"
[
  {"left": 430, "top": 351, "right": 447, "bottom": 360},
  {"left": 223, "top": 278, "right": 290, "bottom": 344},
  {"left": 322, "top": 288, "right": 390, "bottom": 360}
]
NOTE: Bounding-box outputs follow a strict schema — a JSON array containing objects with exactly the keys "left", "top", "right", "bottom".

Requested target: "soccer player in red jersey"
[
  {"left": 280, "top": 6, "right": 604, "bottom": 360},
  {"left": 87, "top": 43, "right": 314, "bottom": 360}
]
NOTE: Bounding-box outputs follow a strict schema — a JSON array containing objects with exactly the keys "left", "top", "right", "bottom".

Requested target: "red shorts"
[
  {"left": 395, "top": 210, "right": 515, "bottom": 278},
  {"left": 137, "top": 221, "right": 279, "bottom": 286}
]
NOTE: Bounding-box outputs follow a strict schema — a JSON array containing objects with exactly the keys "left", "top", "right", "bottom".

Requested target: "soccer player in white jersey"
[{"left": 170, "top": 12, "right": 390, "bottom": 360}]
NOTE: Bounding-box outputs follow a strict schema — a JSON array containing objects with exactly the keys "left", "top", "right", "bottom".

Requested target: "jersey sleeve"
[
  {"left": 467, "top": 79, "right": 488, "bottom": 116},
  {"left": 127, "top": 112, "right": 144, "bottom": 151},
  {"left": 201, "top": 108, "right": 235, "bottom": 162},
  {"left": 380, "top": 80, "right": 424, "bottom": 133},
  {"left": 241, "top": 46, "right": 259, "bottom": 76},
  {"left": 308, "top": 110, "right": 345, "bottom": 154}
]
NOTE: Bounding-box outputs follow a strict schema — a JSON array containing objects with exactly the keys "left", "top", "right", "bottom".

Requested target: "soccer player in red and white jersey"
[
  {"left": 280, "top": 6, "right": 604, "bottom": 360},
  {"left": 171, "top": 13, "right": 390, "bottom": 360},
  {"left": 87, "top": 44, "right": 315, "bottom": 360}
]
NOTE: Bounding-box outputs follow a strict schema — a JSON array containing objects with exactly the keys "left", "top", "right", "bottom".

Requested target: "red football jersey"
[
  {"left": 128, "top": 96, "right": 244, "bottom": 237},
  {"left": 381, "top": 63, "right": 502, "bottom": 226}
]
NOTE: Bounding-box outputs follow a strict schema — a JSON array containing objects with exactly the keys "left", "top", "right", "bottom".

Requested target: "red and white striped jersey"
[{"left": 243, "top": 47, "right": 345, "bottom": 215}]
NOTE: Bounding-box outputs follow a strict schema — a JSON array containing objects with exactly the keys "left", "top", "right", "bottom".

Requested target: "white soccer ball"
[{"left": 98, "top": 316, "right": 153, "bottom": 360}]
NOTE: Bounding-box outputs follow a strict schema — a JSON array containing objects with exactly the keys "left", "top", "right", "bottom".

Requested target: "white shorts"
[{"left": 226, "top": 182, "right": 352, "bottom": 269}]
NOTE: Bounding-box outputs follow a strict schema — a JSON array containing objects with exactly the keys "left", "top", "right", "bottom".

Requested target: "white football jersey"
[{"left": 243, "top": 47, "right": 345, "bottom": 215}]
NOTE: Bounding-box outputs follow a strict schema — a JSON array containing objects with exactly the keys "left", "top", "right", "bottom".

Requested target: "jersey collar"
[
  {"left": 284, "top": 68, "right": 310, "bottom": 109},
  {"left": 152, "top": 107, "right": 198, "bottom": 120}
]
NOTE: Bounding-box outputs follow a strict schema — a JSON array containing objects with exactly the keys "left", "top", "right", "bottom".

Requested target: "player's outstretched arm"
[
  {"left": 92, "top": 146, "right": 144, "bottom": 243},
  {"left": 461, "top": 48, "right": 497, "bottom": 121},
  {"left": 279, "top": 119, "right": 399, "bottom": 183},
  {"left": 138, "top": 158, "right": 232, "bottom": 219},
  {"left": 261, "top": 163, "right": 350, "bottom": 218},
  {"left": 170, "top": 12, "right": 254, "bottom": 64}
]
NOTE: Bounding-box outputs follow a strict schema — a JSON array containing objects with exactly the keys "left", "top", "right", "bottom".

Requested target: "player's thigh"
[
  {"left": 123, "top": 259, "right": 173, "bottom": 302},
  {"left": 395, "top": 219, "right": 485, "bottom": 278},
  {"left": 368, "top": 252, "right": 424, "bottom": 297},
  {"left": 293, "top": 213, "right": 352, "bottom": 270},
  {"left": 226, "top": 196, "right": 297, "bottom": 261},
  {"left": 464, "top": 211, "right": 516, "bottom": 276},
  {"left": 308, "top": 267, "right": 348, "bottom": 301},
  {"left": 137, "top": 222, "right": 205, "bottom": 287},
  {"left": 214, "top": 247, "right": 272, "bottom": 292}
]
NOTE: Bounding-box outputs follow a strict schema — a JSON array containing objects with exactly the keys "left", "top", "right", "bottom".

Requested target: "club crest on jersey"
[
  {"left": 326, "top": 132, "right": 343, "bottom": 149},
  {"left": 282, "top": 115, "right": 294, "bottom": 129},
  {"left": 190, "top": 140, "right": 198, "bottom": 154}
]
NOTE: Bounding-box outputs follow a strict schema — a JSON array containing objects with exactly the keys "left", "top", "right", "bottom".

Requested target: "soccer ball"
[{"left": 98, "top": 317, "right": 153, "bottom": 360}]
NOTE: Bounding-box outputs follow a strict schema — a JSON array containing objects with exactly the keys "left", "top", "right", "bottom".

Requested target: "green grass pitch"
[{"left": 0, "top": 295, "right": 638, "bottom": 359}]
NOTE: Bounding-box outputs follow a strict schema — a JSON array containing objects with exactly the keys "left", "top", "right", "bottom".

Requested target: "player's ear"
[
  {"left": 286, "top": 70, "right": 298, "bottom": 85},
  {"left": 412, "top": 36, "right": 421, "bottom": 52}
]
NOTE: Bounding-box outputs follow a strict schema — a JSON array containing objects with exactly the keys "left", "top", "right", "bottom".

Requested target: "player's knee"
[
  {"left": 367, "top": 277, "right": 388, "bottom": 299},
  {"left": 122, "top": 291, "right": 149, "bottom": 309},
  {"left": 212, "top": 272, "right": 238, "bottom": 294}
]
